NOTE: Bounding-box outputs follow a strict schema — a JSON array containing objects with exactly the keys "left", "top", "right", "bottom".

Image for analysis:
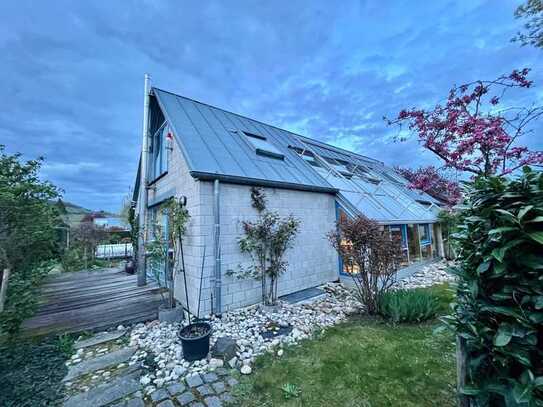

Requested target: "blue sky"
[{"left": 1, "top": 1, "right": 541, "bottom": 212}]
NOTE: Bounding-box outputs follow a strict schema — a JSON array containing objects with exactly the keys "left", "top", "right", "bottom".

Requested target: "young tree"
[
  {"left": 71, "top": 220, "right": 108, "bottom": 265},
  {"left": 230, "top": 187, "right": 300, "bottom": 306},
  {"left": 388, "top": 69, "right": 543, "bottom": 178},
  {"left": 513, "top": 0, "right": 543, "bottom": 48},
  {"left": 395, "top": 166, "right": 462, "bottom": 206},
  {"left": 0, "top": 145, "right": 60, "bottom": 312},
  {"left": 328, "top": 216, "right": 403, "bottom": 315}
]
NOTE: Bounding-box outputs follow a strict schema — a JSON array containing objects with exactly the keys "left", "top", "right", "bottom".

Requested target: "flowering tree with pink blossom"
[
  {"left": 388, "top": 69, "right": 543, "bottom": 178},
  {"left": 395, "top": 166, "right": 461, "bottom": 206}
]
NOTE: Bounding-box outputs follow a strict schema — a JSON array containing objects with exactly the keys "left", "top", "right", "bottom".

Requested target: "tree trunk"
[{"left": 0, "top": 268, "right": 11, "bottom": 313}]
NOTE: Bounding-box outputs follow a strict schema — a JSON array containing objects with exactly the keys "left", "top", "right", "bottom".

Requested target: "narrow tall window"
[{"left": 151, "top": 123, "right": 170, "bottom": 179}]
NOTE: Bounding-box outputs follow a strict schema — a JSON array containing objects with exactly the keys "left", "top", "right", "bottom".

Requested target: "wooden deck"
[{"left": 22, "top": 267, "right": 165, "bottom": 337}]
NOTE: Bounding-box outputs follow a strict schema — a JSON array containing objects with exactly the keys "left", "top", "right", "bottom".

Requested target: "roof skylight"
[{"left": 242, "top": 131, "right": 284, "bottom": 160}]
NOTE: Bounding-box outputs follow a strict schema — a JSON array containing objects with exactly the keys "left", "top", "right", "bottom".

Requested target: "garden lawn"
[{"left": 232, "top": 285, "right": 456, "bottom": 407}]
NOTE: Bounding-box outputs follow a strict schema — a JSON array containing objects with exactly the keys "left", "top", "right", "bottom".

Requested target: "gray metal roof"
[{"left": 152, "top": 87, "right": 439, "bottom": 223}]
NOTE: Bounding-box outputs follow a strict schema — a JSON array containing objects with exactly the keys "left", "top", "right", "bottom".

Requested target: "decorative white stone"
[
  {"left": 240, "top": 365, "right": 252, "bottom": 375},
  {"left": 209, "top": 358, "right": 224, "bottom": 369}
]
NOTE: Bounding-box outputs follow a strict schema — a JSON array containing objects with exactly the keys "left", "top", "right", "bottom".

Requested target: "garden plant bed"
[{"left": 232, "top": 284, "right": 456, "bottom": 406}]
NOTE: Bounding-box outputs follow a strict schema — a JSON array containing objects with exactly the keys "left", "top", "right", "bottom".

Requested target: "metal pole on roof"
[{"left": 137, "top": 73, "right": 151, "bottom": 286}]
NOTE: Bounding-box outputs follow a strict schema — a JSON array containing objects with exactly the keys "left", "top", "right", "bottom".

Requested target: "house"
[{"left": 133, "top": 76, "right": 444, "bottom": 316}]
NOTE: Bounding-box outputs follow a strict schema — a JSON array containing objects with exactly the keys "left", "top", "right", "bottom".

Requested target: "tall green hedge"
[{"left": 448, "top": 168, "right": 543, "bottom": 406}]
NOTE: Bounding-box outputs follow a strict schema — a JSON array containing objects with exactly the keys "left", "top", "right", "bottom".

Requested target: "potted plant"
[
  {"left": 178, "top": 321, "right": 212, "bottom": 361},
  {"left": 146, "top": 197, "right": 190, "bottom": 323}
]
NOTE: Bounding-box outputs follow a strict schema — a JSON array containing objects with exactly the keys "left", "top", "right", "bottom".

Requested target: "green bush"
[
  {"left": 446, "top": 167, "right": 543, "bottom": 405},
  {"left": 0, "top": 262, "right": 53, "bottom": 336},
  {"left": 60, "top": 247, "right": 85, "bottom": 272},
  {"left": 379, "top": 289, "right": 441, "bottom": 323}
]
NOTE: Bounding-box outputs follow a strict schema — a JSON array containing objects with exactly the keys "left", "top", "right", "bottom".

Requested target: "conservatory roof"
[{"left": 149, "top": 87, "right": 440, "bottom": 224}]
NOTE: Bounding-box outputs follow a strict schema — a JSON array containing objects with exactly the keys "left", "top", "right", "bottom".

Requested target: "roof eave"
[{"left": 190, "top": 171, "right": 338, "bottom": 194}]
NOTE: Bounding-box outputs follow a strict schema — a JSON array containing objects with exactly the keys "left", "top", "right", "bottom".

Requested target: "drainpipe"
[
  {"left": 213, "top": 179, "right": 222, "bottom": 314},
  {"left": 137, "top": 73, "right": 151, "bottom": 286}
]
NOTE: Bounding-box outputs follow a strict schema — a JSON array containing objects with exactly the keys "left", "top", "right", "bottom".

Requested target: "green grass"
[{"left": 232, "top": 284, "right": 456, "bottom": 407}]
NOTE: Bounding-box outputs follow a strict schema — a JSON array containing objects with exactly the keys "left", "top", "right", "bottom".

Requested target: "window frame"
[
  {"left": 149, "top": 122, "right": 170, "bottom": 181},
  {"left": 241, "top": 131, "right": 285, "bottom": 160}
]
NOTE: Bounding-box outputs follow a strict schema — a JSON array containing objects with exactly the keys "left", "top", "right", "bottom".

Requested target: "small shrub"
[
  {"left": 328, "top": 216, "right": 403, "bottom": 315},
  {"left": 56, "top": 334, "right": 75, "bottom": 357},
  {"left": 379, "top": 289, "right": 440, "bottom": 323},
  {"left": 60, "top": 247, "right": 85, "bottom": 272}
]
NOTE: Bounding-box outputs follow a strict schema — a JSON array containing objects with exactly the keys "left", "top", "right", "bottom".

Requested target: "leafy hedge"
[
  {"left": 0, "top": 262, "right": 53, "bottom": 336},
  {"left": 447, "top": 168, "right": 543, "bottom": 406},
  {"left": 379, "top": 289, "right": 441, "bottom": 323}
]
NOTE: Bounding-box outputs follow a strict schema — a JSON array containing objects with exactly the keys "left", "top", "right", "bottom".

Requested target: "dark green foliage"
[
  {"left": 0, "top": 145, "right": 61, "bottom": 272},
  {"left": 379, "top": 289, "right": 441, "bottom": 323},
  {"left": 0, "top": 262, "right": 53, "bottom": 335},
  {"left": 0, "top": 146, "right": 61, "bottom": 333},
  {"left": 446, "top": 168, "right": 543, "bottom": 406},
  {"left": 56, "top": 333, "right": 75, "bottom": 357},
  {"left": 0, "top": 336, "right": 69, "bottom": 407}
]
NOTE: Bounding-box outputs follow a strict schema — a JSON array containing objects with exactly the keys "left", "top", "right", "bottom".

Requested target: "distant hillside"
[{"left": 53, "top": 199, "right": 119, "bottom": 228}]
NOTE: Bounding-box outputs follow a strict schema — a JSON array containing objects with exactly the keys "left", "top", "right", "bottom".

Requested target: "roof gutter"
[{"left": 190, "top": 171, "right": 338, "bottom": 194}]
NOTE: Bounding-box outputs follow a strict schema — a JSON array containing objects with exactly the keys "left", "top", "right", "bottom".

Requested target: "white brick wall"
[
  {"left": 203, "top": 182, "right": 339, "bottom": 313},
  {"left": 146, "top": 135, "right": 339, "bottom": 316}
]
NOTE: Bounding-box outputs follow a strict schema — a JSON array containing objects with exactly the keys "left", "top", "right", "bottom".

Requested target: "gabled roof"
[
  {"left": 153, "top": 88, "right": 335, "bottom": 193},
  {"left": 149, "top": 87, "right": 439, "bottom": 223}
]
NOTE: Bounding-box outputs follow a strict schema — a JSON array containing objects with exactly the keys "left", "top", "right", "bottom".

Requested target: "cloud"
[{"left": 0, "top": 0, "right": 541, "bottom": 212}]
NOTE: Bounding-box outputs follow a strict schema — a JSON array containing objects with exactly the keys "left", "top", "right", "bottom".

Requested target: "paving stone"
[
  {"left": 196, "top": 384, "right": 214, "bottom": 396},
  {"left": 63, "top": 371, "right": 141, "bottom": 407},
  {"left": 63, "top": 347, "right": 136, "bottom": 382},
  {"left": 226, "top": 377, "right": 238, "bottom": 387},
  {"left": 211, "top": 337, "right": 237, "bottom": 361},
  {"left": 176, "top": 391, "right": 195, "bottom": 406},
  {"left": 220, "top": 392, "right": 234, "bottom": 404},
  {"left": 150, "top": 388, "right": 170, "bottom": 402},
  {"left": 126, "top": 398, "right": 145, "bottom": 407},
  {"left": 74, "top": 330, "right": 126, "bottom": 350},
  {"left": 205, "top": 396, "right": 223, "bottom": 407},
  {"left": 185, "top": 374, "right": 203, "bottom": 388},
  {"left": 156, "top": 400, "right": 175, "bottom": 407},
  {"left": 214, "top": 368, "right": 228, "bottom": 376},
  {"left": 167, "top": 382, "right": 186, "bottom": 395},
  {"left": 203, "top": 372, "right": 219, "bottom": 383},
  {"left": 211, "top": 381, "right": 226, "bottom": 394}
]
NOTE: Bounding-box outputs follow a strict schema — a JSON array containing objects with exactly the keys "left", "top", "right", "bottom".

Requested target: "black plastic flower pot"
[{"left": 178, "top": 322, "right": 212, "bottom": 361}]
